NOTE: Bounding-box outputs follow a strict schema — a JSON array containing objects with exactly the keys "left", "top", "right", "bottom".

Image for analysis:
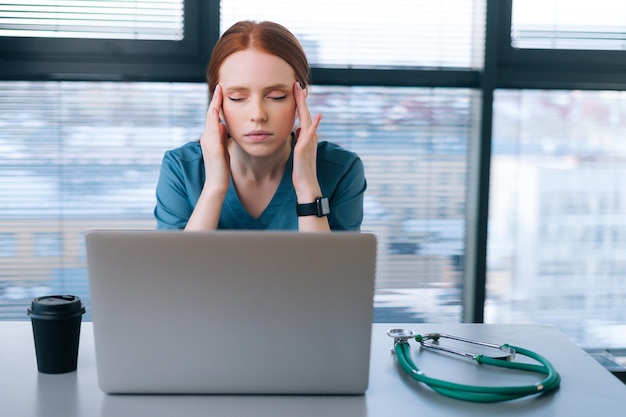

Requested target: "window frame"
[
  {"left": 2, "top": 0, "right": 625, "bottom": 328},
  {"left": 496, "top": 1, "right": 626, "bottom": 90},
  {"left": 0, "top": 1, "right": 219, "bottom": 82}
]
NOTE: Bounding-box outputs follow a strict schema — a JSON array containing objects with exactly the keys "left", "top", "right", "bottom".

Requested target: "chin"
[{"left": 243, "top": 139, "right": 291, "bottom": 158}]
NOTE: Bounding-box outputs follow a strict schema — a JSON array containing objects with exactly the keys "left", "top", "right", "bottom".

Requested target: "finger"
[
  {"left": 207, "top": 84, "right": 223, "bottom": 123},
  {"left": 294, "top": 82, "right": 313, "bottom": 129},
  {"left": 202, "top": 88, "right": 224, "bottom": 140},
  {"left": 310, "top": 113, "right": 323, "bottom": 132},
  {"left": 295, "top": 114, "right": 323, "bottom": 149}
]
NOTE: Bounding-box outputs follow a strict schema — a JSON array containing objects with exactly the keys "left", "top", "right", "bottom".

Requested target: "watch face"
[{"left": 319, "top": 197, "right": 330, "bottom": 215}]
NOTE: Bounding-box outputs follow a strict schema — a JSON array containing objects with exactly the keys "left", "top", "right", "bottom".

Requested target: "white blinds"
[
  {"left": 512, "top": 0, "right": 626, "bottom": 50},
  {"left": 0, "top": 0, "right": 481, "bottom": 323},
  {"left": 0, "top": 0, "right": 184, "bottom": 40},
  {"left": 0, "top": 81, "right": 207, "bottom": 319},
  {"left": 220, "top": 0, "right": 483, "bottom": 68},
  {"left": 0, "top": 82, "right": 472, "bottom": 324}
]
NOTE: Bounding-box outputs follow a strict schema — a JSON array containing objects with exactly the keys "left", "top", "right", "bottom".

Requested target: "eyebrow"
[{"left": 224, "top": 83, "right": 292, "bottom": 93}]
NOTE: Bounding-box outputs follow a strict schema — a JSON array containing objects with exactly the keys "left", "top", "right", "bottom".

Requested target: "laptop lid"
[{"left": 85, "top": 230, "right": 377, "bottom": 395}]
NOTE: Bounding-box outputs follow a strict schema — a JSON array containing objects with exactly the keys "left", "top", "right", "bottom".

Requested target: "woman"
[{"left": 154, "top": 21, "right": 366, "bottom": 231}]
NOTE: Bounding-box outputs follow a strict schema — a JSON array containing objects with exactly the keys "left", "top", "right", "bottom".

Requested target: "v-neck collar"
[{"left": 224, "top": 144, "right": 294, "bottom": 227}]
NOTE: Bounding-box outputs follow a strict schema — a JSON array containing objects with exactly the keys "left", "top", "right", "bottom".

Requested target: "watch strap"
[{"left": 296, "top": 197, "right": 330, "bottom": 217}]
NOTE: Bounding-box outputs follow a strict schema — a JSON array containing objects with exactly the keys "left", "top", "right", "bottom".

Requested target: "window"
[
  {"left": 512, "top": 0, "right": 626, "bottom": 50},
  {"left": 0, "top": 0, "right": 483, "bottom": 321},
  {"left": 332, "top": 87, "right": 473, "bottom": 323},
  {"left": 0, "top": 0, "right": 184, "bottom": 40},
  {"left": 2, "top": 0, "right": 624, "bottom": 356},
  {"left": 0, "top": 81, "right": 207, "bottom": 319},
  {"left": 0, "top": 0, "right": 211, "bottom": 82},
  {"left": 221, "top": 0, "right": 482, "bottom": 68},
  {"left": 0, "top": 81, "right": 474, "bottom": 323},
  {"left": 488, "top": 89, "right": 626, "bottom": 348}
]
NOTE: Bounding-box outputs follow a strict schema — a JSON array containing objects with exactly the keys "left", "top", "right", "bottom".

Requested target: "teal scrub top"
[{"left": 154, "top": 140, "right": 366, "bottom": 231}]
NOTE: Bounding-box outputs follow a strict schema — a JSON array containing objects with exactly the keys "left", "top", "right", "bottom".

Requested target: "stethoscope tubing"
[{"left": 394, "top": 341, "right": 561, "bottom": 403}]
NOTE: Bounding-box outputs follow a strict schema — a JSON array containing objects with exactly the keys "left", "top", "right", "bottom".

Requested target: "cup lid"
[{"left": 27, "top": 295, "right": 86, "bottom": 320}]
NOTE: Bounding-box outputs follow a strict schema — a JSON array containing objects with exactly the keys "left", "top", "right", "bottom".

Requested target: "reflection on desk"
[{"left": 3, "top": 322, "right": 626, "bottom": 417}]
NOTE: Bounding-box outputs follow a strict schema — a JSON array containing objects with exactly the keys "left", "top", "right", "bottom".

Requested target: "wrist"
[
  {"left": 294, "top": 185, "right": 322, "bottom": 204},
  {"left": 199, "top": 184, "right": 228, "bottom": 201}
]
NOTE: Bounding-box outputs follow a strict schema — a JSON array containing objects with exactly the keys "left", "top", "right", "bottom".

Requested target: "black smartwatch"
[{"left": 296, "top": 197, "right": 330, "bottom": 217}]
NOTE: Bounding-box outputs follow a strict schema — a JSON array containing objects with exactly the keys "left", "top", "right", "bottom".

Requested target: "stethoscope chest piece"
[{"left": 387, "top": 328, "right": 417, "bottom": 350}]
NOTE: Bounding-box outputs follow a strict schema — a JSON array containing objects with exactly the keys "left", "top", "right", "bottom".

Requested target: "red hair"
[{"left": 207, "top": 21, "right": 310, "bottom": 97}]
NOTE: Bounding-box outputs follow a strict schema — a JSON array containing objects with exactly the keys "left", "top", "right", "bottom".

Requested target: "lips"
[{"left": 244, "top": 130, "right": 272, "bottom": 142}]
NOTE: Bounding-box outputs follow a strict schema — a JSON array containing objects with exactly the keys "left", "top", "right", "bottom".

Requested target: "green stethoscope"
[{"left": 387, "top": 329, "right": 561, "bottom": 403}]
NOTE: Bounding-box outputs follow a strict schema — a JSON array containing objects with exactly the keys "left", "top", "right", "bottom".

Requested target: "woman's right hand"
[
  {"left": 185, "top": 85, "right": 230, "bottom": 230},
  {"left": 200, "top": 84, "right": 231, "bottom": 196}
]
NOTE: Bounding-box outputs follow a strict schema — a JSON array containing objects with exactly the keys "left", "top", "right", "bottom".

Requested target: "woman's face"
[{"left": 218, "top": 48, "right": 297, "bottom": 158}]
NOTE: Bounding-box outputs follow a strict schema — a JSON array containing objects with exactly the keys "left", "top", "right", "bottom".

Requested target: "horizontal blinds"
[
  {"left": 0, "top": 81, "right": 471, "bottom": 324},
  {"left": 0, "top": 0, "right": 184, "bottom": 40},
  {"left": 512, "top": 0, "right": 626, "bottom": 50},
  {"left": 220, "top": 0, "right": 483, "bottom": 68},
  {"left": 324, "top": 87, "right": 471, "bottom": 323},
  {"left": 0, "top": 81, "right": 206, "bottom": 319}
]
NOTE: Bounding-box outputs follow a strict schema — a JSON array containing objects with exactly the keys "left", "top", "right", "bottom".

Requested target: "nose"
[{"left": 250, "top": 98, "right": 268, "bottom": 123}]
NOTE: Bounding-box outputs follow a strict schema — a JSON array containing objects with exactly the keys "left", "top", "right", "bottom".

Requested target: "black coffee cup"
[{"left": 27, "top": 295, "right": 86, "bottom": 374}]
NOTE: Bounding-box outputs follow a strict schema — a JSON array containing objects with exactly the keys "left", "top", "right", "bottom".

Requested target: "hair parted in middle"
[{"left": 206, "top": 20, "right": 310, "bottom": 97}]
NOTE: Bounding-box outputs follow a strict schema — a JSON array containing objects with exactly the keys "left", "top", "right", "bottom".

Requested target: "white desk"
[{"left": 3, "top": 322, "right": 626, "bottom": 416}]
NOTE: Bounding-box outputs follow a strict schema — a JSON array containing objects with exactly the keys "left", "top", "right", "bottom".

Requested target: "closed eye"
[
  {"left": 269, "top": 95, "right": 288, "bottom": 101},
  {"left": 228, "top": 97, "right": 245, "bottom": 102}
]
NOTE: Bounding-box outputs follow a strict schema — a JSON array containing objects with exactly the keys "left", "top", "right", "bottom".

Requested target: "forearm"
[{"left": 184, "top": 187, "right": 226, "bottom": 231}]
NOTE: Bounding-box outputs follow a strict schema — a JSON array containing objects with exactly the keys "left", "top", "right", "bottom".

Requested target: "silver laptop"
[{"left": 85, "top": 230, "right": 377, "bottom": 395}]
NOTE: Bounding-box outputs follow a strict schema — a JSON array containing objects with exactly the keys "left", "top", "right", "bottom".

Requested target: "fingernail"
[{"left": 303, "top": 88, "right": 308, "bottom": 99}]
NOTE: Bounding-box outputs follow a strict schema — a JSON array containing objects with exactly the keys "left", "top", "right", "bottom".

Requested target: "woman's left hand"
[{"left": 292, "top": 81, "right": 323, "bottom": 202}]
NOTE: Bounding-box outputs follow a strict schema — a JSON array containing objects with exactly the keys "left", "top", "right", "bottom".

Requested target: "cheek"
[
  {"left": 221, "top": 102, "right": 232, "bottom": 118},
  {"left": 282, "top": 101, "right": 297, "bottom": 122},
  {"left": 281, "top": 107, "right": 297, "bottom": 130},
  {"left": 220, "top": 104, "right": 237, "bottom": 127},
  {"left": 219, "top": 110, "right": 234, "bottom": 138}
]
